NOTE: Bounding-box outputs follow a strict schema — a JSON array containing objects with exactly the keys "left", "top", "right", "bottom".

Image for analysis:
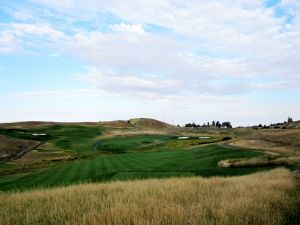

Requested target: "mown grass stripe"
[{"left": 0, "top": 145, "right": 266, "bottom": 191}]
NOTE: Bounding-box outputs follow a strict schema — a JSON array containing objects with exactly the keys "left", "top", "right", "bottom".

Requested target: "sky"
[{"left": 0, "top": 0, "right": 299, "bottom": 126}]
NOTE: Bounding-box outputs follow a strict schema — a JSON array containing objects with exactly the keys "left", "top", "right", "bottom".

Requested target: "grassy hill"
[
  {"left": 0, "top": 121, "right": 101, "bottom": 129},
  {"left": 0, "top": 122, "right": 226, "bottom": 169},
  {"left": 98, "top": 118, "right": 171, "bottom": 128},
  {"left": 0, "top": 125, "right": 103, "bottom": 152},
  {"left": 128, "top": 118, "right": 171, "bottom": 128}
]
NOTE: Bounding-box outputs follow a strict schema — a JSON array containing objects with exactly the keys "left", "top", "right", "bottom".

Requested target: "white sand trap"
[
  {"left": 198, "top": 136, "right": 211, "bottom": 139},
  {"left": 32, "top": 133, "right": 47, "bottom": 136},
  {"left": 178, "top": 137, "right": 190, "bottom": 139}
]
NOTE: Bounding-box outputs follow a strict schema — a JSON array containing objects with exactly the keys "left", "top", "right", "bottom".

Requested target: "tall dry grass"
[
  {"left": 0, "top": 169, "right": 297, "bottom": 225},
  {"left": 228, "top": 139, "right": 300, "bottom": 156},
  {"left": 218, "top": 156, "right": 300, "bottom": 167}
]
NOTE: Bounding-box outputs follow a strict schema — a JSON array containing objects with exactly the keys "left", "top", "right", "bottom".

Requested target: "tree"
[
  {"left": 288, "top": 117, "right": 293, "bottom": 123},
  {"left": 216, "top": 121, "right": 221, "bottom": 128},
  {"left": 212, "top": 121, "right": 216, "bottom": 127},
  {"left": 222, "top": 121, "right": 232, "bottom": 128},
  {"left": 185, "top": 123, "right": 192, "bottom": 128}
]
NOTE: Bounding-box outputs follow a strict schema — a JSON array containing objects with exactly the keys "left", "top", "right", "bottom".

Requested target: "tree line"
[
  {"left": 237, "top": 117, "right": 294, "bottom": 129},
  {"left": 184, "top": 121, "right": 232, "bottom": 128}
]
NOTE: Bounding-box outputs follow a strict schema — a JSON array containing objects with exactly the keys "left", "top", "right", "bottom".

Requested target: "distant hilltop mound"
[
  {"left": 0, "top": 121, "right": 58, "bottom": 129},
  {"left": 0, "top": 121, "right": 99, "bottom": 129},
  {"left": 99, "top": 118, "right": 171, "bottom": 128},
  {"left": 128, "top": 118, "right": 171, "bottom": 128},
  {"left": 0, "top": 118, "right": 171, "bottom": 129},
  {"left": 98, "top": 120, "right": 135, "bottom": 128}
]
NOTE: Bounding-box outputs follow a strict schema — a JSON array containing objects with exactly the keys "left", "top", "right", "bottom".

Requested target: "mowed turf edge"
[{"left": 0, "top": 144, "right": 268, "bottom": 192}]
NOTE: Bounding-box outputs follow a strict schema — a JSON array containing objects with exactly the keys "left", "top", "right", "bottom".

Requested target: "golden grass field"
[{"left": 0, "top": 168, "right": 297, "bottom": 225}]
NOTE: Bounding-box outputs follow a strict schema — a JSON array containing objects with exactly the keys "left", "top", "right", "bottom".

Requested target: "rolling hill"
[{"left": 99, "top": 118, "right": 171, "bottom": 128}]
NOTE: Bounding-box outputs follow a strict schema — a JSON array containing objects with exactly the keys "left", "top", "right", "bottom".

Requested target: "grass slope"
[
  {"left": 0, "top": 125, "right": 225, "bottom": 176},
  {"left": 0, "top": 169, "right": 296, "bottom": 225},
  {"left": 97, "top": 135, "right": 174, "bottom": 153},
  {"left": 0, "top": 144, "right": 267, "bottom": 191},
  {"left": 0, "top": 125, "right": 102, "bottom": 153},
  {"left": 97, "top": 134, "right": 224, "bottom": 154}
]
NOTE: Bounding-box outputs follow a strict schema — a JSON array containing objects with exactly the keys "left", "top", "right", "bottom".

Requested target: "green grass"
[
  {"left": 157, "top": 136, "right": 223, "bottom": 149},
  {"left": 0, "top": 163, "right": 15, "bottom": 170},
  {"left": 0, "top": 125, "right": 102, "bottom": 153},
  {"left": 97, "top": 135, "right": 174, "bottom": 153},
  {"left": 97, "top": 135, "right": 224, "bottom": 154},
  {"left": 0, "top": 125, "right": 223, "bottom": 156},
  {"left": 0, "top": 144, "right": 269, "bottom": 192}
]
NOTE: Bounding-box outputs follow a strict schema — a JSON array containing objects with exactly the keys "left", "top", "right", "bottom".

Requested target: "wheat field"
[{"left": 0, "top": 168, "right": 297, "bottom": 225}]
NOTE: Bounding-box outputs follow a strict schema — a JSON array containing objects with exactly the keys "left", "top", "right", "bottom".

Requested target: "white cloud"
[
  {"left": 2, "top": 89, "right": 106, "bottom": 101},
  {"left": 2, "top": 1, "right": 300, "bottom": 81},
  {"left": 0, "top": 32, "right": 21, "bottom": 53},
  {"left": 29, "top": 0, "right": 75, "bottom": 8},
  {"left": 110, "top": 23, "right": 145, "bottom": 34},
  {"left": 77, "top": 69, "right": 184, "bottom": 98},
  {"left": 1, "top": 0, "right": 300, "bottom": 123},
  {"left": 49, "top": 52, "right": 61, "bottom": 57},
  {"left": 10, "top": 23, "right": 65, "bottom": 40},
  {"left": 0, "top": 22, "right": 67, "bottom": 53}
]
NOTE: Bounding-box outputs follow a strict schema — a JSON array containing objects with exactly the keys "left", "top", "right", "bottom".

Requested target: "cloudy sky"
[{"left": 0, "top": 0, "right": 299, "bottom": 126}]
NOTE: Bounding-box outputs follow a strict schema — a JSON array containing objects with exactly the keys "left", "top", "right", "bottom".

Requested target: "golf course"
[
  {"left": 0, "top": 118, "right": 299, "bottom": 225},
  {"left": 2, "top": 1, "right": 300, "bottom": 224}
]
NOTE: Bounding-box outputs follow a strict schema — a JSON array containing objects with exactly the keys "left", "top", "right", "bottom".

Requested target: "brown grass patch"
[
  {"left": 0, "top": 121, "right": 101, "bottom": 129},
  {"left": 0, "top": 135, "right": 39, "bottom": 162},
  {"left": 0, "top": 169, "right": 296, "bottom": 225},
  {"left": 228, "top": 139, "right": 300, "bottom": 156},
  {"left": 218, "top": 156, "right": 300, "bottom": 167},
  {"left": 15, "top": 150, "right": 73, "bottom": 163},
  {"left": 259, "top": 132, "right": 300, "bottom": 146}
]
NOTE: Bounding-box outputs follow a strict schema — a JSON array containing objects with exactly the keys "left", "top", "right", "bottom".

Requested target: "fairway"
[
  {"left": 0, "top": 125, "right": 102, "bottom": 153},
  {"left": 96, "top": 134, "right": 174, "bottom": 153},
  {"left": 0, "top": 144, "right": 267, "bottom": 191}
]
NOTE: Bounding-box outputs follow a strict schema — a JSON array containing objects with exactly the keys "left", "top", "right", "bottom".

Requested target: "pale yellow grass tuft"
[
  {"left": 228, "top": 139, "right": 300, "bottom": 156},
  {"left": 218, "top": 156, "right": 300, "bottom": 167},
  {"left": 0, "top": 169, "right": 297, "bottom": 225}
]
